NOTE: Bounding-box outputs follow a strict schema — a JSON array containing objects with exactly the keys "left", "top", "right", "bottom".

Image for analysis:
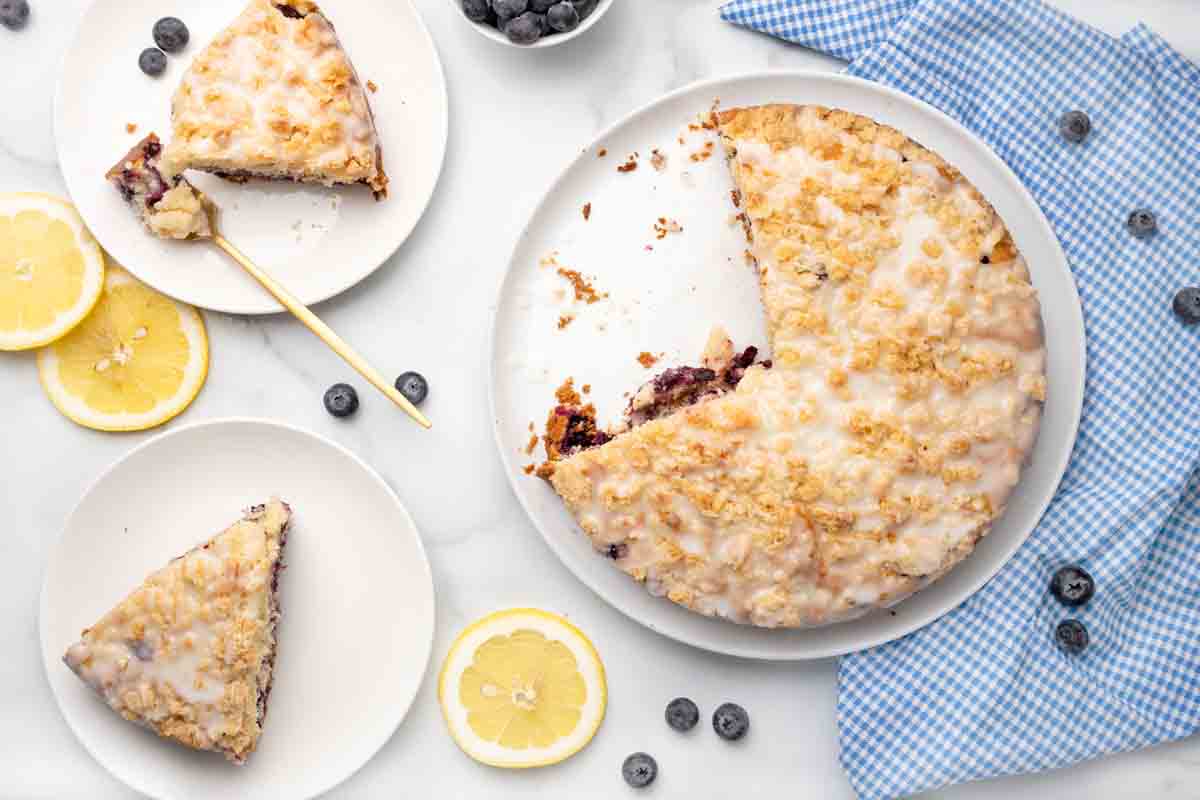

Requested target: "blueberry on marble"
[
  {"left": 712, "top": 702, "right": 750, "bottom": 741},
  {"left": 1058, "top": 110, "right": 1090, "bottom": 143},
  {"left": 1050, "top": 565, "right": 1094, "bottom": 607},
  {"left": 665, "top": 697, "right": 700, "bottom": 732},
  {"left": 394, "top": 371, "right": 429, "bottom": 406},
  {"left": 0, "top": 0, "right": 30, "bottom": 30},
  {"left": 547, "top": 1, "right": 580, "bottom": 32},
  {"left": 152, "top": 17, "right": 189, "bottom": 53},
  {"left": 1055, "top": 619, "right": 1089, "bottom": 655},
  {"left": 1128, "top": 208, "right": 1157, "bottom": 239},
  {"left": 324, "top": 383, "right": 360, "bottom": 418},
  {"left": 1173, "top": 287, "right": 1200, "bottom": 324},
  {"left": 138, "top": 47, "right": 167, "bottom": 77},
  {"left": 503, "top": 10, "right": 543, "bottom": 44},
  {"left": 571, "top": 0, "right": 598, "bottom": 20},
  {"left": 622, "top": 752, "right": 658, "bottom": 789},
  {"left": 462, "top": 0, "right": 491, "bottom": 22}
]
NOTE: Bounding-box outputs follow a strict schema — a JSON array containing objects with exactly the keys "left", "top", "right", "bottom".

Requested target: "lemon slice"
[
  {"left": 439, "top": 608, "right": 607, "bottom": 768},
  {"left": 37, "top": 266, "right": 208, "bottom": 432},
  {"left": 0, "top": 193, "right": 105, "bottom": 351}
]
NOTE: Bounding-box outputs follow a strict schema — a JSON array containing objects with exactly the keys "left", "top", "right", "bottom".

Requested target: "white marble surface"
[{"left": 3, "top": 1, "right": 1199, "bottom": 798}]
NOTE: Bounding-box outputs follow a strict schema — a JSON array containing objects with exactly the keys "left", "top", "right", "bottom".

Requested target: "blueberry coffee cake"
[
  {"left": 107, "top": 134, "right": 213, "bottom": 240},
  {"left": 161, "top": 0, "right": 387, "bottom": 198},
  {"left": 63, "top": 500, "right": 290, "bottom": 763},
  {"left": 541, "top": 105, "right": 1046, "bottom": 628}
]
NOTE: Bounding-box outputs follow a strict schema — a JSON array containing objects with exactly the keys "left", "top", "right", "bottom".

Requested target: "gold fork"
[{"left": 198, "top": 195, "right": 431, "bottom": 429}]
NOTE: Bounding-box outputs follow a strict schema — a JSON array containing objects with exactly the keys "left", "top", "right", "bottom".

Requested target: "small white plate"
[
  {"left": 40, "top": 419, "right": 436, "bottom": 799},
  {"left": 490, "top": 71, "right": 1085, "bottom": 661},
  {"left": 55, "top": 0, "right": 448, "bottom": 315}
]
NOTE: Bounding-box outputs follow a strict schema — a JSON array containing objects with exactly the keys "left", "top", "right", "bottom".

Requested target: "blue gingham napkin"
[{"left": 720, "top": 1, "right": 1200, "bottom": 798}]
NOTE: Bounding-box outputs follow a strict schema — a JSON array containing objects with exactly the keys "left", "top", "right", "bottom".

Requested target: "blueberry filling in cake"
[
  {"left": 106, "top": 133, "right": 212, "bottom": 240},
  {"left": 63, "top": 500, "right": 291, "bottom": 764}
]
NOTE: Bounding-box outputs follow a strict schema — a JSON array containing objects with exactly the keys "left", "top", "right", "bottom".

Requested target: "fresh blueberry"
[
  {"left": 394, "top": 371, "right": 428, "bottom": 405},
  {"left": 1049, "top": 565, "right": 1094, "bottom": 607},
  {"left": 1128, "top": 208, "right": 1157, "bottom": 239},
  {"left": 1058, "top": 110, "right": 1090, "bottom": 143},
  {"left": 152, "top": 17, "right": 189, "bottom": 53},
  {"left": 138, "top": 48, "right": 167, "bottom": 77},
  {"left": 621, "top": 752, "right": 657, "bottom": 789},
  {"left": 571, "top": 0, "right": 598, "bottom": 20},
  {"left": 503, "top": 10, "right": 543, "bottom": 44},
  {"left": 530, "top": 0, "right": 556, "bottom": 11},
  {"left": 0, "top": 0, "right": 30, "bottom": 30},
  {"left": 461, "top": 0, "right": 491, "bottom": 22},
  {"left": 665, "top": 697, "right": 700, "bottom": 732},
  {"left": 323, "top": 383, "right": 359, "bottom": 418},
  {"left": 1173, "top": 287, "right": 1200, "bottom": 324},
  {"left": 712, "top": 702, "right": 749, "bottom": 741},
  {"left": 547, "top": 1, "right": 579, "bottom": 32},
  {"left": 1055, "top": 619, "right": 1089, "bottom": 655},
  {"left": 493, "top": 0, "right": 527, "bottom": 24}
]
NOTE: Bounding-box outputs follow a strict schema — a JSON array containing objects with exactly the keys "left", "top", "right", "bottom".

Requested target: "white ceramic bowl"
[{"left": 447, "top": 0, "right": 612, "bottom": 49}]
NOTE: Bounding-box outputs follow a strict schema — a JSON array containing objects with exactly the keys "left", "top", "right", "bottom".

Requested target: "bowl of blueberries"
[{"left": 454, "top": 0, "right": 608, "bottom": 48}]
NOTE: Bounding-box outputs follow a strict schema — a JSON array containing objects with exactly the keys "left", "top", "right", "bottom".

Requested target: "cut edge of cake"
[{"left": 106, "top": 133, "right": 214, "bottom": 241}]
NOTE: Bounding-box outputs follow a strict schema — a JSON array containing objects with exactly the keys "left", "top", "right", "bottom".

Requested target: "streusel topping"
[{"left": 546, "top": 105, "right": 1045, "bottom": 628}]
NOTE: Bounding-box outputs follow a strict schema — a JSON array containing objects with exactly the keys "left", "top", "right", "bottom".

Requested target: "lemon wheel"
[
  {"left": 439, "top": 608, "right": 607, "bottom": 768},
  {"left": 0, "top": 192, "right": 105, "bottom": 351},
  {"left": 37, "top": 266, "right": 208, "bottom": 432}
]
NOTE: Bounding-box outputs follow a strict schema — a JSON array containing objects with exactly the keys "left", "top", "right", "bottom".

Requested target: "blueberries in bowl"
[
  {"left": 0, "top": 0, "right": 30, "bottom": 31},
  {"left": 461, "top": 0, "right": 601, "bottom": 44},
  {"left": 138, "top": 47, "right": 167, "bottom": 77},
  {"left": 152, "top": 17, "right": 189, "bottom": 53}
]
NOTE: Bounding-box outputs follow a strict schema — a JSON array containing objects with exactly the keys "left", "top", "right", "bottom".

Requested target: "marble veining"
[{"left": 2, "top": 1, "right": 1197, "bottom": 797}]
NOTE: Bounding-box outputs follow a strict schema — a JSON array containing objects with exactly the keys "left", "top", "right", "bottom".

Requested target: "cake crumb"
[
  {"left": 125, "top": 122, "right": 138, "bottom": 134},
  {"left": 557, "top": 268, "right": 608, "bottom": 304},
  {"left": 597, "top": 147, "right": 608, "bottom": 158},
  {"left": 617, "top": 154, "right": 638, "bottom": 173},
  {"left": 582, "top": 202, "right": 592, "bottom": 221},
  {"left": 690, "top": 141, "right": 715, "bottom": 162},
  {"left": 523, "top": 464, "right": 536, "bottom": 475},
  {"left": 650, "top": 149, "right": 667, "bottom": 172},
  {"left": 366, "top": 79, "right": 378, "bottom": 93},
  {"left": 654, "top": 217, "right": 683, "bottom": 240},
  {"left": 525, "top": 433, "right": 540, "bottom": 455},
  {"left": 556, "top": 377, "right": 581, "bottom": 405},
  {"left": 557, "top": 313, "right": 576, "bottom": 330},
  {"left": 582, "top": 384, "right": 591, "bottom": 394},
  {"left": 528, "top": 421, "right": 535, "bottom": 432},
  {"left": 539, "top": 251, "right": 561, "bottom": 269},
  {"left": 637, "top": 352, "right": 661, "bottom": 368}
]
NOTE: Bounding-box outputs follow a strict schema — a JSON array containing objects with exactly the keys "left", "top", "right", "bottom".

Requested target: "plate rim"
[
  {"left": 52, "top": 0, "right": 450, "bottom": 316},
  {"left": 38, "top": 416, "right": 437, "bottom": 799},
  {"left": 487, "top": 69, "right": 1086, "bottom": 661}
]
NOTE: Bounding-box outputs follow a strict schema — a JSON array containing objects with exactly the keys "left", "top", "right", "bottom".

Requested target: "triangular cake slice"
[
  {"left": 162, "top": 0, "right": 387, "bottom": 198},
  {"left": 540, "top": 105, "right": 1045, "bottom": 628},
  {"left": 64, "top": 500, "right": 291, "bottom": 764}
]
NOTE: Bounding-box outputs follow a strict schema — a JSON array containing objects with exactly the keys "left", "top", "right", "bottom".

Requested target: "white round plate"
[
  {"left": 41, "top": 419, "right": 436, "bottom": 799},
  {"left": 490, "top": 71, "right": 1085, "bottom": 661},
  {"left": 55, "top": 0, "right": 448, "bottom": 315}
]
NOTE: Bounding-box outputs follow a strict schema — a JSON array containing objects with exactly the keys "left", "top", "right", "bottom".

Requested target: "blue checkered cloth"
[{"left": 720, "top": 1, "right": 1200, "bottom": 798}]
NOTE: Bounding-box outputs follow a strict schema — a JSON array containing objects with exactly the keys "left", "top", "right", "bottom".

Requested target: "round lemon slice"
[
  {"left": 0, "top": 192, "right": 105, "bottom": 351},
  {"left": 439, "top": 608, "right": 607, "bottom": 768},
  {"left": 37, "top": 265, "right": 208, "bottom": 432}
]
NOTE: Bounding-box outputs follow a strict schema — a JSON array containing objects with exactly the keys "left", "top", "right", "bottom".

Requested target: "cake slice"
[
  {"left": 63, "top": 500, "right": 291, "bottom": 764},
  {"left": 107, "top": 134, "right": 213, "bottom": 240},
  {"left": 162, "top": 0, "right": 388, "bottom": 198}
]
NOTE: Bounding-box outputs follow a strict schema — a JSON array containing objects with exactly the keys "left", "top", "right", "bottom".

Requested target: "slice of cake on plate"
[
  {"left": 63, "top": 500, "right": 291, "bottom": 764},
  {"left": 161, "top": 0, "right": 387, "bottom": 199},
  {"left": 541, "top": 105, "right": 1046, "bottom": 629},
  {"left": 107, "top": 133, "right": 213, "bottom": 240}
]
